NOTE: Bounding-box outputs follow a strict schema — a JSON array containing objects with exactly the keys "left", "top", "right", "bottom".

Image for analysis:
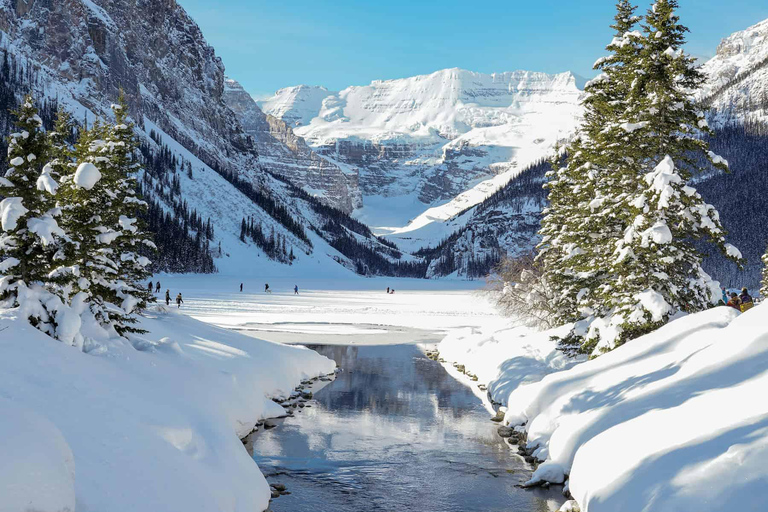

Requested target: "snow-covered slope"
[
  {"left": 700, "top": 18, "right": 768, "bottom": 123},
  {"left": 260, "top": 68, "right": 584, "bottom": 234}
]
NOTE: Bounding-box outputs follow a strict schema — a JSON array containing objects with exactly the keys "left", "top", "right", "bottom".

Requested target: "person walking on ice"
[
  {"left": 147, "top": 281, "right": 153, "bottom": 293},
  {"left": 165, "top": 289, "right": 170, "bottom": 306},
  {"left": 240, "top": 283, "right": 243, "bottom": 292},
  {"left": 294, "top": 285, "right": 299, "bottom": 295},
  {"left": 176, "top": 293, "right": 183, "bottom": 308},
  {"left": 265, "top": 283, "right": 271, "bottom": 293},
  {"left": 155, "top": 281, "right": 161, "bottom": 293}
]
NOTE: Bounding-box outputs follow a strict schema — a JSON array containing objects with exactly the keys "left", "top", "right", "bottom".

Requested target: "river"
[{"left": 244, "top": 342, "right": 564, "bottom": 512}]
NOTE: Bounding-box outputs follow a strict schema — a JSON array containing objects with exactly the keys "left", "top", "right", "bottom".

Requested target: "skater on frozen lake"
[
  {"left": 240, "top": 283, "right": 243, "bottom": 292},
  {"left": 165, "top": 289, "right": 170, "bottom": 306},
  {"left": 155, "top": 281, "right": 161, "bottom": 293},
  {"left": 176, "top": 293, "right": 183, "bottom": 308},
  {"left": 265, "top": 283, "right": 271, "bottom": 293},
  {"left": 147, "top": 281, "right": 153, "bottom": 293},
  {"left": 294, "top": 285, "right": 299, "bottom": 295}
]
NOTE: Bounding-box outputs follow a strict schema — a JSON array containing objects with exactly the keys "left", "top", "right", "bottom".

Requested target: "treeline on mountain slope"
[
  {"left": 0, "top": 49, "right": 216, "bottom": 274},
  {"left": 269, "top": 173, "right": 429, "bottom": 277},
  {"left": 415, "top": 159, "right": 550, "bottom": 278}
]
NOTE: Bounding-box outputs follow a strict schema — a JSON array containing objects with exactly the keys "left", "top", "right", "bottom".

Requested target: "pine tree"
[
  {"left": 536, "top": 2, "right": 644, "bottom": 335},
  {"left": 0, "top": 96, "right": 65, "bottom": 328},
  {"left": 97, "top": 95, "right": 155, "bottom": 333},
  {"left": 590, "top": 0, "right": 742, "bottom": 351}
]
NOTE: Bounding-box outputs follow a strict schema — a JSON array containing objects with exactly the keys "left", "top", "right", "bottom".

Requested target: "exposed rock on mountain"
[
  {"left": 700, "top": 18, "right": 768, "bottom": 123},
  {"left": 223, "top": 78, "right": 361, "bottom": 213},
  {"left": 0, "top": 0, "right": 255, "bottom": 172}
]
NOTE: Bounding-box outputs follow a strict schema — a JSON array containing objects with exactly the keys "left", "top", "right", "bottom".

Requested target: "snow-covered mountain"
[
  {"left": 223, "top": 78, "right": 361, "bottom": 213},
  {"left": 0, "top": 0, "right": 412, "bottom": 278},
  {"left": 700, "top": 17, "right": 768, "bottom": 123},
  {"left": 259, "top": 68, "right": 584, "bottom": 232}
]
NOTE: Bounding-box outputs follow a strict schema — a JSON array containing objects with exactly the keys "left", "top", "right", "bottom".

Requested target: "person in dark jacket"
[
  {"left": 264, "top": 283, "right": 271, "bottom": 293},
  {"left": 240, "top": 283, "right": 243, "bottom": 292},
  {"left": 155, "top": 281, "right": 161, "bottom": 293},
  {"left": 739, "top": 288, "right": 754, "bottom": 312},
  {"left": 176, "top": 293, "right": 183, "bottom": 308},
  {"left": 147, "top": 281, "right": 153, "bottom": 293},
  {"left": 165, "top": 289, "right": 171, "bottom": 306},
  {"left": 727, "top": 293, "right": 741, "bottom": 311},
  {"left": 294, "top": 285, "right": 299, "bottom": 295}
]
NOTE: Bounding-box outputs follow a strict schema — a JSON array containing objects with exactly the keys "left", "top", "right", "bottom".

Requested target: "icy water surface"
[{"left": 245, "top": 343, "right": 564, "bottom": 512}]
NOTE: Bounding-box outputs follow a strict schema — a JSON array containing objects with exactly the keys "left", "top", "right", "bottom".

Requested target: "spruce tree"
[
  {"left": 536, "top": 1, "right": 644, "bottom": 337},
  {"left": 0, "top": 96, "right": 64, "bottom": 322},
  {"left": 593, "top": 0, "right": 741, "bottom": 351},
  {"left": 761, "top": 245, "right": 768, "bottom": 299},
  {"left": 96, "top": 96, "right": 155, "bottom": 333}
]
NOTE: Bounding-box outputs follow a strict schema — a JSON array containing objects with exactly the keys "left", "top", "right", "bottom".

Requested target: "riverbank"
[
  {"left": 0, "top": 305, "right": 335, "bottom": 512},
  {"left": 435, "top": 304, "right": 768, "bottom": 511},
  {"left": 247, "top": 343, "right": 567, "bottom": 512}
]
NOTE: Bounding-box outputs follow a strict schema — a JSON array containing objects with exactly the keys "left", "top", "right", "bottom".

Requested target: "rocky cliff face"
[
  {"left": 700, "top": 18, "right": 768, "bottom": 124},
  {"left": 260, "top": 68, "right": 583, "bottom": 214},
  {"left": 0, "top": 0, "right": 256, "bottom": 173},
  {"left": 223, "top": 78, "right": 361, "bottom": 213}
]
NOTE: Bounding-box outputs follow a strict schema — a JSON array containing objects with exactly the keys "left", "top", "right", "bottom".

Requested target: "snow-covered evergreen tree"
[
  {"left": 0, "top": 96, "right": 66, "bottom": 334},
  {"left": 99, "top": 96, "right": 155, "bottom": 333},
  {"left": 587, "top": 0, "right": 742, "bottom": 352},
  {"left": 56, "top": 97, "right": 154, "bottom": 336},
  {"left": 536, "top": 1, "right": 644, "bottom": 336},
  {"left": 762, "top": 245, "right": 768, "bottom": 298}
]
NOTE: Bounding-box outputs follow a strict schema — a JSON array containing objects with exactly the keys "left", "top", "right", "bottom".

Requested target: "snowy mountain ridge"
[
  {"left": 259, "top": 67, "right": 584, "bottom": 233},
  {"left": 0, "top": 0, "right": 414, "bottom": 278}
]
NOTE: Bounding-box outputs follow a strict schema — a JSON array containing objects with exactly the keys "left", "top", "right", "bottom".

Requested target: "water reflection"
[{"left": 249, "top": 344, "right": 563, "bottom": 512}]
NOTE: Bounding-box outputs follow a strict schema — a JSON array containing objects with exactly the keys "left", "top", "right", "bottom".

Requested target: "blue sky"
[{"left": 180, "top": 0, "right": 768, "bottom": 98}]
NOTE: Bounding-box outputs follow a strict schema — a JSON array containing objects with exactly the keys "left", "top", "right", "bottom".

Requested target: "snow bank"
[
  {"left": 0, "top": 307, "right": 335, "bottom": 512},
  {"left": 438, "top": 304, "right": 768, "bottom": 511},
  {"left": 499, "top": 305, "right": 768, "bottom": 511},
  {"left": 438, "top": 321, "right": 584, "bottom": 406}
]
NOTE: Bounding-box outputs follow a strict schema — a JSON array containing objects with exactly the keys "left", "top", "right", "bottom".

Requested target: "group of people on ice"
[
  {"left": 147, "top": 280, "right": 183, "bottom": 308},
  {"left": 724, "top": 287, "right": 755, "bottom": 313},
  {"left": 239, "top": 282, "right": 299, "bottom": 294}
]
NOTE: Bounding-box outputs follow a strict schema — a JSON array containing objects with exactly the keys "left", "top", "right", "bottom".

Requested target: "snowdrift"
[
  {"left": 441, "top": 304, "right": 768, "bottom": 511},
  {"left": 0, "top": 307, "right": 335, "bottom": 512}
]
